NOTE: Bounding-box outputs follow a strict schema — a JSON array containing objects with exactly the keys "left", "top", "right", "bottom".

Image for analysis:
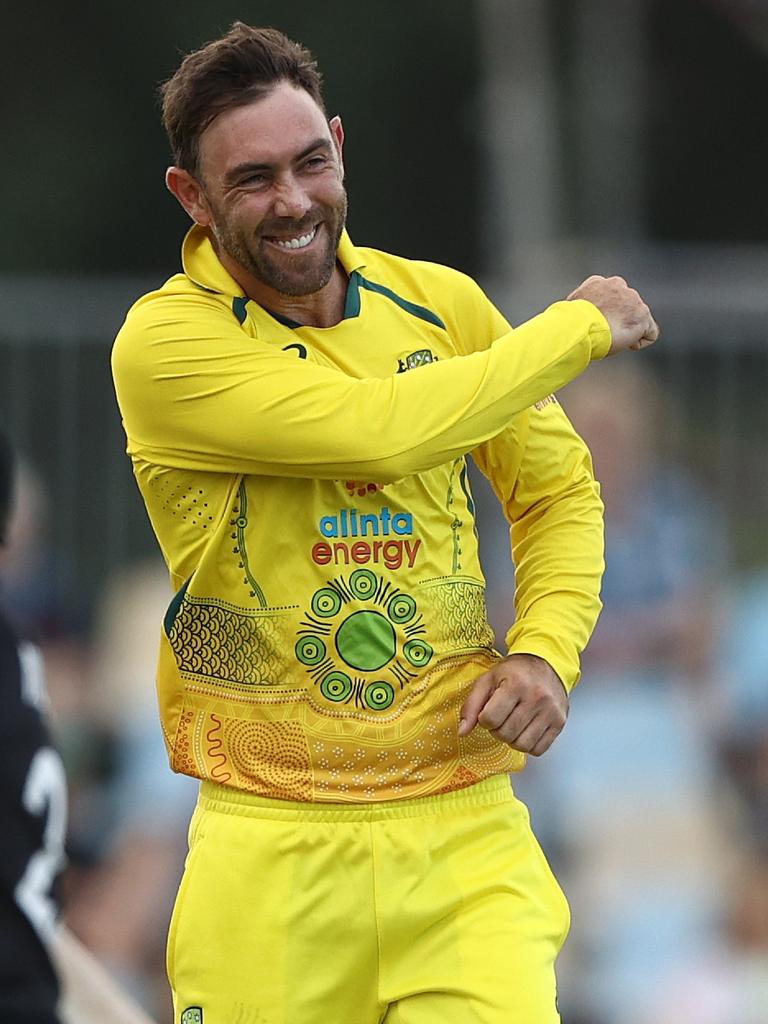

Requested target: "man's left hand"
[{"left": 458, "top": 654, "right": 569, "bottom": 756}]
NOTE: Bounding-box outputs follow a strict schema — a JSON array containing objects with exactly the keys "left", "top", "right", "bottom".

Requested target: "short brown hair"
[{"left": 160, "top": 22, "right": 325, "bottom": 175}]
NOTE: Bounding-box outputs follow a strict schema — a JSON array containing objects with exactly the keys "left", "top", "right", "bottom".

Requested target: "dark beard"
[{"left": 214, "top": 193, "right": 347, "bottom": 297}]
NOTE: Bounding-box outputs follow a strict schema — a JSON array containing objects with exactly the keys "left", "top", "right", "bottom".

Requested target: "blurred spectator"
[
  {"left": 562, "top": 360, "right": 726, "bottom": 682},
  {"left": 0, "top": 432, "right": 158, "bottom": 1024},
  {"left": 715, "top": 569, "right": 768, "bottom": 851},
  {"left": 0, "top": 456, "right": 76, "bottom": 641},
  {"left": 65, "top": 560, "right": 197, "bottom": 1019},
  {"left": 639, "top": 851, "right": 768, "bottom": 1024},
  {"left": 508, "top": 361, "right": 737, "bottom": 1023},
  {"left": 0, "top": 454, "right": 92, "bottom": 794}
]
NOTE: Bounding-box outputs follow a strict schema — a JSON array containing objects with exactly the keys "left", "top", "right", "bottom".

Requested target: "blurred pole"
[
  {"left": 573, "top": 0, "right": 648, "bottom": 240},
  {"left": 477, "top": 0, "right": 562, "bottom": 288}
]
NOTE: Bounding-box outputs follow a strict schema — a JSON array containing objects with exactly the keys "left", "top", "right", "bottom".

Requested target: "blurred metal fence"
[
  {"left": 1, "top": 264, "right": 767, "bottom": 630},
  {"left": 0, "top": 276, "right": 159, "bottom": 628}
]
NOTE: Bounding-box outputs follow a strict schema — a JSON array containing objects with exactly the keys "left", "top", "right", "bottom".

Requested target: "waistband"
[{"left": 198, "top": 774, "right": 514, "bottom": 822}]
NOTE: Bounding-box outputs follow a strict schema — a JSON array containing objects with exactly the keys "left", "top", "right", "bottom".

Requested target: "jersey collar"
[{"left": 181, "top": 224, "right": 367, "bottom": 298}]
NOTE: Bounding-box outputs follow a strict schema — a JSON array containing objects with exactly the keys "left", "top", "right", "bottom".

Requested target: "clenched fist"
[
  {"left": 458, "top": 653, "right": 569, "bottom": 757},
  {"left": 568, "top": 275, "right": 659, "bottom": 354}
]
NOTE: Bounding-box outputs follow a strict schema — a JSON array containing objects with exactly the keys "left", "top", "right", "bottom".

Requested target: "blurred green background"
[
  {"left": 4, "top": 0, "right": 768, "bottom": 278},
  {"left": 2, "top": 4, "right": 768, "bottom": 1022}
]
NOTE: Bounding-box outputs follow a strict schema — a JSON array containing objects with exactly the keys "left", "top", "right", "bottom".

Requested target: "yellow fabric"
[
  {"left": 112, "top": 226, "right": 607, "bottom": 802},
  {"left": 168, "top": 775, "right": 569, "bottom": 1024}
]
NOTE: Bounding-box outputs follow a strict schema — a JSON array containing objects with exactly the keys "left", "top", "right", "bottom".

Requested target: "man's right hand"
[{"left": 567, "top": 275, "right": 659, "bottom": 354}]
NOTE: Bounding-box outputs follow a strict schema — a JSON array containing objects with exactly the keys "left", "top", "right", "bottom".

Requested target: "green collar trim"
[
  {"left": 232, "top": 296, "right": 249, "bottom": 325},
  {"left": 264, "top": 306, "right": 303, "bottom": 329},
  {"left": 185, "top": 227, "right": 444, "bottom": 334},
  {"left": 346, "top": 271, "right": 446, "bottom": 329},
  {"left": 273, "top": 270, "right": 446, "bottom": 330},
  {"left": 344, "top": 270, "right": 363, "bottom": 319}
]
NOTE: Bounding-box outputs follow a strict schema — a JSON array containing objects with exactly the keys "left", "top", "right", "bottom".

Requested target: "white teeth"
[{"left": 272, "top": 227, "right": 317, "bottom": 250}]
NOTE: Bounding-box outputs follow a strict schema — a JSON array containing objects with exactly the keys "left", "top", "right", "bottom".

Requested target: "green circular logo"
[
  {"left": 387, "top": 593, "right": 416, "bottom": 624},
  {"left": 299, "top": 574, "right": 433, "bottom": 712},
  {"left": 403, "top": 638, "right": 434, "bottom": 668},
  {"left": 311, "top": 587, "right": 342, "bottom": 618},
  {"left": 295, "top": 635, "right": 326, "bottom": 666},
  {"left": 349, "top": 569, "right": 378, "bottom": 600},
  {"left": 335, "top": 611, "right": 397, "bottom": 671},
  {"left": 320, "top": 671, "right": 352, "bottom": 702},
  {"left": 364, "top": 680, "right": 395, "bottom": 710}
]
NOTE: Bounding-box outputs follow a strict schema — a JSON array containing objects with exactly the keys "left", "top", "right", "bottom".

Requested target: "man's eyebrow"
[{"left": 224, "top": 139, "right": 333, "bottom": 184}]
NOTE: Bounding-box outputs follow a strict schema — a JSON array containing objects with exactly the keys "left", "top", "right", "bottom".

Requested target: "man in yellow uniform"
[{"left": 112, "top": 23, "right": 658, "bottom": 1024}]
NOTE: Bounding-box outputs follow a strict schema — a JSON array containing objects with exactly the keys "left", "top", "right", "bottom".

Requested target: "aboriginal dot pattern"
[
  {"left": 222, "top": 718, "right": 312, "bottom": 800},
  {"left": 152, "top": 478, "right": 216, "bottom": 529},
  {"left": 169, "top": 655, "right": 527, "bottom": 801}
]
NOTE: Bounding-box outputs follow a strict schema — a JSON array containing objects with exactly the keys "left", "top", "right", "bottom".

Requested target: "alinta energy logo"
[
  {"left": 310, "top": 505, "right": 422, "bottom": 571},
  {"left": 295, "top": 569, "right": 433, "bottom": 712}
]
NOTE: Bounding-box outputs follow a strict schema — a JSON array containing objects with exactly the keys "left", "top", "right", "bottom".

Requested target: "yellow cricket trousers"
[{"left": 167, "top": 775, "right": 569, "bottom": 1024}]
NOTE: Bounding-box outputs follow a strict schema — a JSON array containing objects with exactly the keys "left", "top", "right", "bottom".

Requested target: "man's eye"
[
  {"left": 304, "top": 156, "right": 328, "bottom": 170},
  {"left": 241, "top": 174, "right": 268, "bottom": 186}
]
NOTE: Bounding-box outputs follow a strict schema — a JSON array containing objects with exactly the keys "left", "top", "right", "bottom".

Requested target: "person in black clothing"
[
  {"left": 0, "top": 436, "right": 157, "bottom": 1024},
  {"left": 0, "top": 432, "right": 66, "bottom": 1023}
]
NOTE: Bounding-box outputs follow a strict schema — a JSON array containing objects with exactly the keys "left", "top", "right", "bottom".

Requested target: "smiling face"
[{"left": 169, "top": 81, "right": 347, "bottom": 299}]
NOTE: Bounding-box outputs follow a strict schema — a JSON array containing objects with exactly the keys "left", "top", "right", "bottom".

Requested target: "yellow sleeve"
[
  {"left": 444, "top": 272, "right": 603, "bottom": 690},
  {"left": 111, "top": 288, "right": 610, "bottom": 482},
  {"left": 473, "top": 404, "right": 604, "bottom": 691}
]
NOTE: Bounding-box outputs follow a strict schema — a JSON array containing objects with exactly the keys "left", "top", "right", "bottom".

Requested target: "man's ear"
[
  {"left": 329, "top": 115, "right": 345, "bottom": 177},
  {"left": 165, "top": 166, "right": 213, "bottom": 226}
]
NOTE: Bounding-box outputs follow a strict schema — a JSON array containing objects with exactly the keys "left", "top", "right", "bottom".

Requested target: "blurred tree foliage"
[{"left": 0, "top": 0, "right": 483, "bottom": 275}]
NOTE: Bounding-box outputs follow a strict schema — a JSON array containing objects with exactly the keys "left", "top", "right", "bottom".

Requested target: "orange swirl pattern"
[{"left": 206, "top": 713, "right": 231, "bottom": 783}]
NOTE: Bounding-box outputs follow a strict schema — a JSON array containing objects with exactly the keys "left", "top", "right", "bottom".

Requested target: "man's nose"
[{"left": 273, "top": 175, "right": 312, "bottom": 220}]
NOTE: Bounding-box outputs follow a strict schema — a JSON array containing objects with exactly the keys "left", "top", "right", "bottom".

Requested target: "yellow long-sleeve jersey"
[{"left": 111, "top": 226, "right": 608, "bottom": 802}]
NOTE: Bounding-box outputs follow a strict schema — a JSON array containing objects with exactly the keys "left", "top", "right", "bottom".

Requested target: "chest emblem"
[{"left": 397, "top": 348, "right": 437, "bottom": 373}]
